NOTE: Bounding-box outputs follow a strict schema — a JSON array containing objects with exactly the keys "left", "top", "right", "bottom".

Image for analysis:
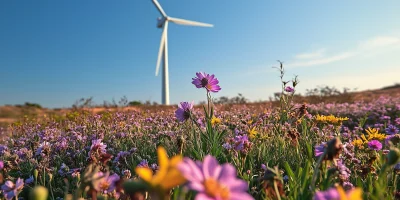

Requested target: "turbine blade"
[
  {"left": 155, "top": 25, "right": 167, "bottom": 76},
  {"left": 152, "top": 0, "right": 167, "bottom": 17},
  {"left": 168, "top": 17, "right": 213, "bottom": 27}
]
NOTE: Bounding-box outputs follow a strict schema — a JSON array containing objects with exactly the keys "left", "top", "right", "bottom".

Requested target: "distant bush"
[
  {"left": 15, "top": 102, "right": 42, "bottom": 109},
  {"left": 128, "top": 101, "right": 142, "bottom": 106},
  {"left": 24, "top": 102, "right": 42, "bottom": 109},
  {"left": 215, "top": 93, "right": 248, "bottom": 104},
  {"left": 305, "top": 85, "right": 356, "bottom": 97}
]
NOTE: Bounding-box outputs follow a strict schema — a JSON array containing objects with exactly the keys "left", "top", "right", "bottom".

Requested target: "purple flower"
[
  {"left": 368, "top": 140, "right": 382, "bottom": 151},
  {"left": 0, "top": 161, "right": 3, "bottom": 170},
  {"left": 137, "top": 159, "right": 149, "bottom": 168},
  {"left": 395, "top": 163, "right": 400, "bottom": 171},
  {"left": 222, "top": 143, "right": 232, "bottom": 150},
  {"left": 175, "top": 101, "right": 194, "bottom": 122},
  {"left": 385, "top": 134, "right": 396, "bottom": 145},
  {"left": 89, "top": 139, "right": 107, "bottom": 156},
  {"left": 337, "top": 160, "right": 351, "bottom": 181},
  {"left": 35, "top": 141, "right": 51, "bottom": 156},
  {"left": 343, "top": 181, "right": 354, "bottom": 190},
  {"left": 385, "top": 125, "right": 399, "bottom": 135},
  {"left": 58, "top": 163, "right": 69, "bottom": 176},
  {"left": 284, "top": 86, "right": 294, "bottom": 93},
  {"left": 0, "top": 145, "right": 8, "bottom": 155},
  {"left": 178, "top": 155, "right": 253, "bottom": 200},
  {"left": 71, "top": 169, "right": 80, "bottom": 178},
  {"left": 314, "top": 142, "right": 326, "bottom": 157},
  {"left": 25, "top": 176, "right": 34, "bottom": 185},
  {"left": 192, "top": 72, "right": 221, "bottom": 93},
  {"left": 93, "top": 172, "right": 120, "bottom": 194},
  {"left": 234, "top": 135, "right": 250, "bottom": 151},
  {"left": 261, "top": 164, "right": 267, "bottom": 171},
  {"left": 313, "top": 188, "right": 339, "bottom": 200},
  {"left": 150, "top": 163, "right": 159, "bottom": 171},
  {"left": 1, "top": 178, "right": 24, "bottom": 200},
  {"left": 113, "top": 151, "right": 130, "bottom": 163}
]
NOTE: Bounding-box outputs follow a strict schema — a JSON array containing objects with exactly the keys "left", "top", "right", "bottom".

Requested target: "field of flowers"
[{"left": 0, "top": 68, "right": 400, "bottom": 200}]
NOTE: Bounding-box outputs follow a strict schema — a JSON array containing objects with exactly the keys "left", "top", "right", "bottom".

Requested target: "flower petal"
[
  {"left": 135, "top": 167, "right": 153, "bottom": 183},
  {"left": 202, "top": 155, "right": 220, "bottom": 179},
  {"left": 195, "top": 193, "right": 214, "bottom": 200}
]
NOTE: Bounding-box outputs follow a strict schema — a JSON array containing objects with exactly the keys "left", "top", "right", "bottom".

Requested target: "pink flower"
[
  {"left": 368, "top": 140, "right": 382, "bottom": 150},
  {"left": 192, "top": 72, "right": 221, "bottom": 93},
  {"left": 89, "top": 139, "right": 107, "bottom": 156},
  {"left": 178, "top": 155, "right": 253, "bottom": 200},
  {"left": 1, "top": 178, "right": 24, "bottom": 200},
  {"left": 93, "top": 172, "right": 120, "bottom": 194}
]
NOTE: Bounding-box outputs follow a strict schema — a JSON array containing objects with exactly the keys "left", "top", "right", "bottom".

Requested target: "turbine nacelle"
[{"left": 157, "top": 17, "right": 166, "bottom": 28}]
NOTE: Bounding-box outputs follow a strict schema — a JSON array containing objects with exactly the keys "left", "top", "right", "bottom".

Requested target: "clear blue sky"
[{"left": 1, "top": 0, "right": 400, "bottom": 108}]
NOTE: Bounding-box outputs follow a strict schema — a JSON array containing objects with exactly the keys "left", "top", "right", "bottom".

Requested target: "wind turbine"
[{"left": 152, "top": 0, "right": 213, "bottom": 105}]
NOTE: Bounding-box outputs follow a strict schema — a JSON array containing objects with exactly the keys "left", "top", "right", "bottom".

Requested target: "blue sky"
[{"left": 1, "top": 0, "right": 400, "bottom": 108}]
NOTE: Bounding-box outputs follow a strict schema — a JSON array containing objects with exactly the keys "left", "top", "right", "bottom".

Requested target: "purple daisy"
[
  {"left": 1, "top": 178, "right": 24, "bottom": 200},
  {"left": 93, "top": 172, "right": 120, "bottom": 194},
  {"left": 175, "top": 101, "right": 194, "bottom": 122},
  {"left": 177, "top": 155, "right": 253, "bottom": 200},
  {"left": 192, "top": 72, "right": 221, "bottom": 93},
  {"left": 89, "top": 139, "right": 107, "bottom": 156},
  {"left": 284, "top": 86, "right": 294, "bottom": 93},
  {"left": 368, "top": 140, "right": 382, "bottom": 151},
  {"left": 385, "top": 125, "right": 399, "bottom": 135}
]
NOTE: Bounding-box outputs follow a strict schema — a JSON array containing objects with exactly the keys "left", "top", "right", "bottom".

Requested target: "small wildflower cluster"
[{"left": 315, "top": 114, "right": 349, "bottom": 124}]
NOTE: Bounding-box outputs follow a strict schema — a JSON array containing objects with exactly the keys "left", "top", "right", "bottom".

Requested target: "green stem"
[{"left": 311, "top": 151, "right": 326, "bottom": 191}]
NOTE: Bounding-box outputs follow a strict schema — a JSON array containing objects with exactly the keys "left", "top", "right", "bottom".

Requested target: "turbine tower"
[{"left": 152, "top": 0, "right": 213, "bottom": 105}]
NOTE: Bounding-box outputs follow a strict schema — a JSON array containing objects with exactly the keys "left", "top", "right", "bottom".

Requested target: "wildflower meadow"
[{"left": 1, "top": 65, "right": 400, "bottom": 200}]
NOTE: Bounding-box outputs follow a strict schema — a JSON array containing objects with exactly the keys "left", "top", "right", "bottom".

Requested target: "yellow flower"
[
  {"left": 211, "top": 116, "right": 221, "bottom": 125},
  {"left": 361, "top": 134, "right": 368, "bottom": 142},
  {"left": 337, "top": 186, "right": 362, "bottom": 200},
  {"left": 352, "top": 139, "right": 365, "bottom": 148},
  {"left": 315, "top": 114, "right": 348, "bottom": 124},
  {"left": 135, "top": 146, "right": 186, "bottom": 190},
  {"left": 365, "top": 127, "right": 386, "bottom": 141},
  {"left": 248, "top": 127, "right": 258, "bottom": 139}
]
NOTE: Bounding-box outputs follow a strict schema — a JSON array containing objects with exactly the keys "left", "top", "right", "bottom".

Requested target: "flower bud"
[
  {"left": 326, "top": 137, "right": 342, "bottom": 160},
  {"left": 29, "top": 186, "right": 48, "bottom": 200},
  {"left": 387, "top": 148, "right": 400, "bottom": 166},
  {"left": 34, "top": 169, "right": 39, "bottom": 181}
]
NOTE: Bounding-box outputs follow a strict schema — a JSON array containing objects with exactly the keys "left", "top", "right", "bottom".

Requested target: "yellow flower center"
[
  {"left": 99, "top": 181, "right": 110, "bottom": 190},
  {"left": 204, "top": 178, "right": 230, "bottom": 200}
]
